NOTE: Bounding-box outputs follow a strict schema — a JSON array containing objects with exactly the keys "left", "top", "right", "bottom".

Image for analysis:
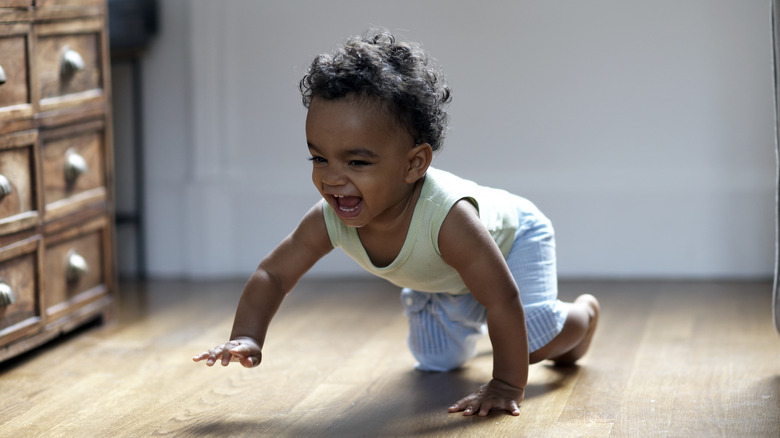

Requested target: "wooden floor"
[{"left": 0, "top": 278, "right": 778, "bottom": 437}]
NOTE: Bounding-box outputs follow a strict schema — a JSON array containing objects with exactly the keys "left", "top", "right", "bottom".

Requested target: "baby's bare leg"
[{"left": 529, "top": 294, "right": 599, "bottom": 365}]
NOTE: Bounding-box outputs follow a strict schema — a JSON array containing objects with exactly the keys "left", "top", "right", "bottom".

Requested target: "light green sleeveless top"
[{"left": 321, "top": 167, "right": 520, "bottom": 295}]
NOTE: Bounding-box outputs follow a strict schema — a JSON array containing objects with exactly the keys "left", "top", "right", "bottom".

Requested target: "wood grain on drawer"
[
  {"left": 0, "top": 23, "right": 34, "bottom": 122},
  {"left": 41, "top": 119, "right": 106, "bottom": 220},
  {"left": 0, "top": 130, "right": 41, "bottom": 235},
  {"left": 43, "top": 215, "right": 107, "bottom": 321},
  {"left": 0, "top": 236, "right": 42, "bottom": 346},
  {"left": 34, "top": 18, "right": 104, "bottom": 113}
]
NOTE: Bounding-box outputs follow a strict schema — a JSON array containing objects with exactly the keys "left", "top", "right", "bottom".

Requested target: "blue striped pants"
[{"left": 401, "top": 200, "right": 567, "bottom": 372}]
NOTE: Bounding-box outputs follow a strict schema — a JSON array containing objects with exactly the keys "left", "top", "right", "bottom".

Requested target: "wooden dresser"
[{"left": 0, "top": 0, "right": 115, "bottom": 362}]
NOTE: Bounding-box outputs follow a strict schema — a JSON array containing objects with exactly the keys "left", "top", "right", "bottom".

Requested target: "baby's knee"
[
  {"left": 411, "top": 343, "right": 474, "bottom": 372},
  {"left": 401, "top": 288, "right": 485, "bottom": 372},
  {"left": 408, "top": 333, "right": 478, "bottom": 372}
]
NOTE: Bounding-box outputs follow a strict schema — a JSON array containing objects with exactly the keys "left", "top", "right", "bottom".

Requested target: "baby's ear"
[{"left": 406, "top": 143, "right": 433, "bottom": 183}]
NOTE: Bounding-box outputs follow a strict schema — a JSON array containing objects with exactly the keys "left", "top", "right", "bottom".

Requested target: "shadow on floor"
[{"left": 178, "top": 364, "right": 582, "bottom": 437}]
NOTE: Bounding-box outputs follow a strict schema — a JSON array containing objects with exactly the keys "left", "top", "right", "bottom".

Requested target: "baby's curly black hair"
[{"left": 300, "top": 30, "right": 452, "bottom": 151}]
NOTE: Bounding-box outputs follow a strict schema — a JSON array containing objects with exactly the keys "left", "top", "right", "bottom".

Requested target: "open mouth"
[{"left": 333, "top": 194, "right": 362, "bottom": 218}]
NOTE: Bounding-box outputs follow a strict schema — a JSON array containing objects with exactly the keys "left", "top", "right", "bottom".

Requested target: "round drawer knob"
[
  {"left": 64, "top": 149, "right": 88, "bottom": 184},
  {"left": 60, "top": 46, "right": 85, "bottom": 77},
  {"left": 0, "top": 280, "right": 16, "bottom": 307},
  {"left": 66, "top": 250, "right": 89, "bottom": 284},
  {"left": 0, "top": 174, "right": 11, "bottom": 199},
  {"left": 0, "top": 64, "right": 6, "bottom": 85}
]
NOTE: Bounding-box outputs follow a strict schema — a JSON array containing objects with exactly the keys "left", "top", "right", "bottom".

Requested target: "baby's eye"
[
  {"left": 349, "top": 160, "right": 370, "bottom": 167},
  {"left": 308, "top": 156, "right": 326, "bottom": 164}
]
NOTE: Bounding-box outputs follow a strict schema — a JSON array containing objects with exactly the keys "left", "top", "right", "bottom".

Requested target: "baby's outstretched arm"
[{"left": 193, "top": 204, "right": 332, "bottom": 369}]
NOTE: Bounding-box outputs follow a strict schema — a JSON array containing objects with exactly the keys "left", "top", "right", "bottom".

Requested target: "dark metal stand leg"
[{"left": 131, "top": 58, "right": 147, "bottom": 280}]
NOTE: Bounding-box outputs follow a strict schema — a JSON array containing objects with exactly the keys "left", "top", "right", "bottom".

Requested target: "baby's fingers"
[
  {"left": 192, "top": 350, "right": 220, "bottom": 366},
  {"left": 448, "top": 395, "right": 477, "bottom": 414},
  {"left": 449, "top": 385, "right": 522, "bottom": 416},
  {"left": 193, "top": 339, "right": 261, "bottom": 368},
  {"left": 475, "top": 399, "right": 520, "bottom": 417},
  {"left": 192, "top": 344, "right": 233, "bottom": 366},
  {"left": 192, "top": 351, "right": 209, "bottom": 363},
  {"left": 228, "top": 344, "right": 261, "bottom": 368}
]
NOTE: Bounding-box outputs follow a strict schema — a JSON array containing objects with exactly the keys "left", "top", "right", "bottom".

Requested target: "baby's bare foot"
[{"left": 553, "top": 294, "right": 599, "bottom": 364}]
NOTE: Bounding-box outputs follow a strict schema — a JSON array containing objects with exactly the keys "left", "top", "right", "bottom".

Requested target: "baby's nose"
[{"left": 321, "top": 168, "right": 347, "bottom": 186}]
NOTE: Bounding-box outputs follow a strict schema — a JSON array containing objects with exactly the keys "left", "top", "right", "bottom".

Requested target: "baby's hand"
[
  {"left": 192, "top": 337, "right": 262, "bottom": 368},
  {"left": 448, "top": 379, "right": 524, "bottom": 416}
]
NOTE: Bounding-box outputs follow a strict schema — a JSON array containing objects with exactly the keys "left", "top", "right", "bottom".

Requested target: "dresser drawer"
[
  {"left": 0, "top": 236, "right": 42, "bottom": 346},
  {"left": 34, "top": 17, "right": 106, "bottom": 113},
  {"left": 43, "top": 215, "right": 108, "bottom": 321},
  {"left": 41, "top": 119, "right": 106, "bottom": 221},
  {"left": 0, "top": 130, "right": 41, "bottom": 236},
  {"left": 0, "top": 23, "right": 34, "bottom": 122}
]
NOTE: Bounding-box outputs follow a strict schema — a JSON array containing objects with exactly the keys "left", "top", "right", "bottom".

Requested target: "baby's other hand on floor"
[
  {"left": 192, "top": 337, "right": 262, "bottom": 368},
  {"left": 448, "top": 379, "right": 524, "bottom": 417}
]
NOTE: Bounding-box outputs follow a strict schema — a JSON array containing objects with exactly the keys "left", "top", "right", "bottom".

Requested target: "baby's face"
[{"left": 306, "top": 95, "right": 419, "bottom": 229}]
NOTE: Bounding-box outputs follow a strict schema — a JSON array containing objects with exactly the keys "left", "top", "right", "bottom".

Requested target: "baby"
[{"left": 194, "top": 30, "right": 599, "bottom": 417}]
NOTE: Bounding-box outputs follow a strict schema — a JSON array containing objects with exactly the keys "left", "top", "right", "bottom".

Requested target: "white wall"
[{"left": 131, "top": 0, "right": 776, "bottom": 280}]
